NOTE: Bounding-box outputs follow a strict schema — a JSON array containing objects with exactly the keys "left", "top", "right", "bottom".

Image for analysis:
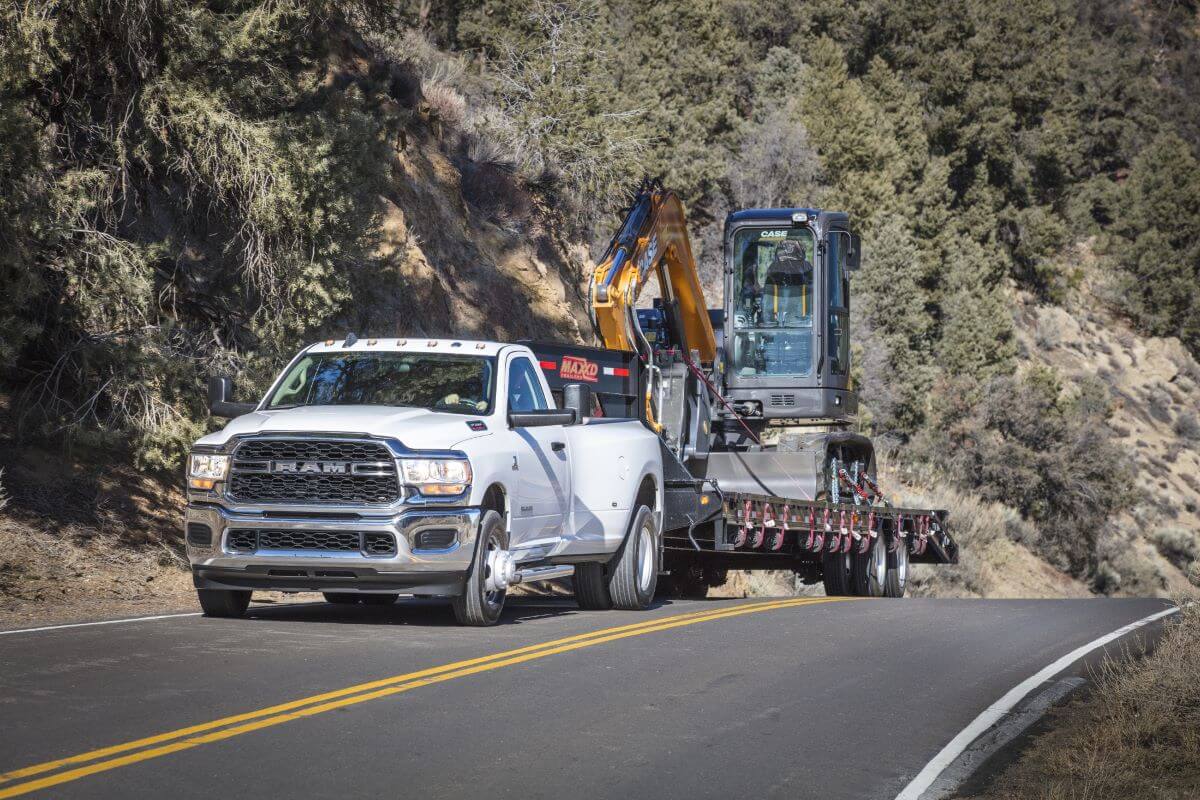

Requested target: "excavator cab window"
[
  {"left": 827, "top": 232, "right": 851, "bottom": 376},
  {"left": 729, "top": 227, "right": 815, "bottom": 378}
]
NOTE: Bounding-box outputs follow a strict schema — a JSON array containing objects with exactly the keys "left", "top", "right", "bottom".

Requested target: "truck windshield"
[
  {"left": 729, "top": 226, "right": 815, "bottom": 378},
  {"left": 265, "top": 352, "right": 495, "bottom": 414}
]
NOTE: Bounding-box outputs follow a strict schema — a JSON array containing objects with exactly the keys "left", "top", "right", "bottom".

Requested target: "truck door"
[{"left": 504, "top": 354, "right": 571, "bottom": 554}]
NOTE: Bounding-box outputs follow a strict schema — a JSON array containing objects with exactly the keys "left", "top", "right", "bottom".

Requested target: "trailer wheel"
[
  {"left": 851, "top": 534, "right": 888, "bottom": 597},
  {"left": 360, "top": 594, "right": 399, "bottom": 605},
  {"left": 451, "top": 510, "right": 507, "bottom": 626},
  {"left": 884, "top": 535, "right": 909, "bottom": 598},
  {"left": 573, "top": 563, "right": 614, "bottom": 610},
  {"left": 197, "top": 589, "right": 251, "bottom": 618},
  {"left": 658, "top": 564, "right": 708, "bottom": 599},
  {"left": 821, "top": 551, "right": 852, "bottom": 597},
  {"left": 608, "top": 504, "right": 659, "bottom": 610}
]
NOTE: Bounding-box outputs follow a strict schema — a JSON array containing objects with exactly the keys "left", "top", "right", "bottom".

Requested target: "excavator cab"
[{"left": 720, "top": 209, "right": 859, "bottom": 424}]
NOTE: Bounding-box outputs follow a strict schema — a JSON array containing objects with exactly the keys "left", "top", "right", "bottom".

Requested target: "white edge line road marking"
[
  {"left": 895, "top": 604, "right": 1181, "bottom": 800},
  {"left": 0, "top": 613, "right": 202, "bottom": 636},
  {"left": 0, "top": 602, "right": 336, "bottom": 637}
]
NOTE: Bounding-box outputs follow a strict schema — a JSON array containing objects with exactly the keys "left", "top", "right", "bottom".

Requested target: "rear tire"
[
  {"left": 821, "top": 551, "right": 852, "bottom": 597},
  {"left": 884, "top": 534, "right": 909, "bottom": 598},
  {"left": 197, "top": 589, "right": 251, "bottom": 618},
  {"left": 573, "top": 562, "right": 614, "bottom": 610},
  {"left": 608, "top": 505, "right": 659, "bottom": 610},
  {"left": 323, "top": 592, "right": 360, "bottom": 604},
  {"left": 452, "top": 510, "right": 507, "bottom": 626}
]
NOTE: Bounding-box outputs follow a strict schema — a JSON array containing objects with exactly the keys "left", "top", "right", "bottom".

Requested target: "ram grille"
[{"left": 228, "top": 439, "right": 400, "bottom": 505}]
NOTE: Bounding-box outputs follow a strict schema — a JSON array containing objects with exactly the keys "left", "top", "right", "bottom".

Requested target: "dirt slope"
[{"left": 1015, "top": 246, "right": 1200, "bottom": 598}]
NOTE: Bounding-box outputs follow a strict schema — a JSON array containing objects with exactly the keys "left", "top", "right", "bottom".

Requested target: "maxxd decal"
[{"left": 559, "top": 356, "right": 599, "bottom": 383}]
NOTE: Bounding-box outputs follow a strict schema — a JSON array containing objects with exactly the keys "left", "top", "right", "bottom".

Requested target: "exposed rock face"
[{"left": 1015, "top": 257, "right": 1200, "bottom": 597}]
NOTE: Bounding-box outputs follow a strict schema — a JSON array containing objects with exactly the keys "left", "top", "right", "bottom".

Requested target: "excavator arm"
[{"left": 590, "top": 183, "right": 717, "bottom": 364}]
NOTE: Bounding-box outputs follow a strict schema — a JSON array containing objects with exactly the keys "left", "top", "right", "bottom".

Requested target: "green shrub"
[
  {"left": 914, "top": 367, "right": 1136, "bottom": 578},
  {"left": 1150, "top": 528, "right": 1200, "bottom": 571}
]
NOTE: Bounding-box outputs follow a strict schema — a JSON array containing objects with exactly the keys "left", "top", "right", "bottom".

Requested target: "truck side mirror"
[
  {"left": 207, "top": 376, "right": 258, "bottom": 419},
  {"left": 562, "top": 384, "right": 592, "bottom": 421},
  {"left": 847, "top": 232, "right": 862, "bottom": 271},
  {"left": 508, "top": 409, "right": 578, "bottom": 428}
]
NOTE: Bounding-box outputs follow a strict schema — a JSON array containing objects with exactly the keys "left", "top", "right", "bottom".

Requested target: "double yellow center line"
[{"left": 0, "top": 597, "right": 847, "bottom": 797}]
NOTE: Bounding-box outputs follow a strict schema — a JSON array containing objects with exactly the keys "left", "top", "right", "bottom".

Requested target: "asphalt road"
[{"left": 0, "top": 596, "right": 1175, "bottom": 800}]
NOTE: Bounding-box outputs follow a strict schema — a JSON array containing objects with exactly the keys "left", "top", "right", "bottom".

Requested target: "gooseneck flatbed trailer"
[
  {"left": 523, "top": 181, "right": 957, "bottom": 598},
  {"left": 525, "top": 341, "right": 956, "bottom": 599}
]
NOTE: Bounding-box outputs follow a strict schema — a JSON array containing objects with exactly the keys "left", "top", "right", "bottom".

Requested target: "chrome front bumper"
[{"left": 185, "top": 504, "right": 480, "bottom": 595}]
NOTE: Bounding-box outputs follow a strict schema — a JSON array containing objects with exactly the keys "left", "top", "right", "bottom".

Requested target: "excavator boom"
[{"left": 590, "top": 184, "right": 717, "bottom": 364}]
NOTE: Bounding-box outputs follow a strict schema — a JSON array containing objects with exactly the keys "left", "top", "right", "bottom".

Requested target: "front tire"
[
  {"left": 608, "top": 505, "right": 659, "bottom": 610},
  {"left": 197, "top": 589, "right": 251, "bottom": 618},
  {"left": 452, "top": 510, "right": 508, "bottom": 626}
]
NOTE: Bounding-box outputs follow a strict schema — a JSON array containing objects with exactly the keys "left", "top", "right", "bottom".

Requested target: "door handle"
[{"left": 551, "top": 441, "right": 566, "bottom": 452}]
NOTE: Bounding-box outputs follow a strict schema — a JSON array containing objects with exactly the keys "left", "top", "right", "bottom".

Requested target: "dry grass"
[
  {"left": 964, "top": 601, "right": 1200, "bottom": 800},
  {"left": 881, "top": 461, "right": 1092, "bottom": 599}
]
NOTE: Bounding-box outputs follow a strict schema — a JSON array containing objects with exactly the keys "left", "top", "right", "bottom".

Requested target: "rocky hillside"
[
  {"left": 3, "top": 1, "right": 1200, "bottom": 624},
  {"left": 1016, "top": 256, "right": 1200, "bottom": 597}
]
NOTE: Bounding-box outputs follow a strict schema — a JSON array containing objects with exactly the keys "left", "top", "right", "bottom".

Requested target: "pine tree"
[
  {"left": 855, "top": 215, "right": 935, "bottom": 435},
  {"left": 793, "top": 36, "right": 903, "bottom": 225},
  {"left": 610, "top": 0, "right": 742, "bottom": 214},
  {"left": 1115, "top": 132, "right": 1200, "bottom": 353},
  {"left": 935, "top": 234, "right": 1016, "bottom": 386}
]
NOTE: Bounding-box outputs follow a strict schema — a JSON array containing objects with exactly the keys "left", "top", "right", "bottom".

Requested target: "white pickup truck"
[{"left": 184, "top": 338, "right": 663, "bottom": 625}]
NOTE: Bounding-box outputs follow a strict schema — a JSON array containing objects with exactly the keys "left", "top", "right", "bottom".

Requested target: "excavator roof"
[{"left": 724, "top": 207, "right": 850, "bottom": 228}]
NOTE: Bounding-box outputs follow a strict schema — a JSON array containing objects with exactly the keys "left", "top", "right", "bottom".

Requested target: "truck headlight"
[
  {"left": 188, "top": 453, "right": 230, "bottom": 490},
  {"left": 400, "top": 458, "right": 472, "bottom": 496}
]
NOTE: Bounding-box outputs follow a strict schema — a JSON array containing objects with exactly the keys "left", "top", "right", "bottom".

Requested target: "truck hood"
[{"left": 193, "top": 405, "right": 491, "bottom": 451}]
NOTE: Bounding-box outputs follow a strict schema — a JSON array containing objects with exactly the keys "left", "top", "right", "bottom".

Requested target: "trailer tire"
[
  {"left": 608, "top": 504, "right": 659, "bottom": 610},
  {"left": 573, "top": 563, "right": 614, "bottom": 610},
  {"left": 851, "top": 534, "right": 888, "bottom": 597},
  {"left": 884, "top": 535, "right": 909, "bottom": 598},
  {"left": 821, "top": 551, "right": 852, "bottom": 597},
  {"left": 197, "top": 589, "right": 251, "bottom": 618},
  {"left": 451, "top": 511, "right": 507, "bottom": 626},
  {"left": 658, "top": 564, "right": 708, "bottom": 599},
  {"left": 361, "top": 594, "right": 399, "bottom": 605}
]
